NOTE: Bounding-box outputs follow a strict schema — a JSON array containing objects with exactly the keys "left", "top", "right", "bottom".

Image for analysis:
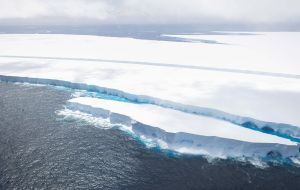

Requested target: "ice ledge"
[
  {"left": 65, "top": 97, "right": 300, "bottom": 159},
  {"left": 1, "top": 74, "right": 300, "bottom": 142}
]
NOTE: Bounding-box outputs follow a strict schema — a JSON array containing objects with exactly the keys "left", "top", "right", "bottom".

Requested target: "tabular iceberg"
[
  {"left": 1, "top": 33, "right": 300, "bottom": 164},
  {"left": 63, "top": 97, "right": 300, "bottom": 160}
]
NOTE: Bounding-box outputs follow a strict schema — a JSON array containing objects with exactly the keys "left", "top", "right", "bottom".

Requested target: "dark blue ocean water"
[{"left": 1, "top": 82, "right": 300, "bottom": 190}]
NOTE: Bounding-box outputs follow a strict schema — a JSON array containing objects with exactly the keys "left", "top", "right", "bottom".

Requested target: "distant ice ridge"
[
  {"left": 1, "top": 75, "right": 300, "bottom": 143},
  {"left": 63, "top": 97, "right": 300, "bottom": 163}
]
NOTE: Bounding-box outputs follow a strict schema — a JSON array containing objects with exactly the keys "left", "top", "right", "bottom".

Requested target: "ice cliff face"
[
  {"left": 1, "top": 75, "right": 300, "bottom": 143},
  {"left": 1, "top": 75, "right": 299, "bottom": 161},
  {"left": 65, "top": 97, "right": 300, "bottom": 160}
]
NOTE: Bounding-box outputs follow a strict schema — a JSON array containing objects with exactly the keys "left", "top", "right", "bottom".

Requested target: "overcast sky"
[{"left": 0, "top": 0, "right": 299, "bottom": 29}]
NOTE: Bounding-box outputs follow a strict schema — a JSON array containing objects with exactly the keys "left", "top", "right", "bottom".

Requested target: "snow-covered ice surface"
[{"left": 0, "top": 32, "right": 300, "bottom": 161}]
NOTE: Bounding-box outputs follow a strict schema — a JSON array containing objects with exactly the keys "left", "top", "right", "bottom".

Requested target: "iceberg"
[
  {"left": 64, "top": 97, "right": 299, "bottom": 159},
  {"left": 0, "top": 33, "right": 300, "bottom": 161}
]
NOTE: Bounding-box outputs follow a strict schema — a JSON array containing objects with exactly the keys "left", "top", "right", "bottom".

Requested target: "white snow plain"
[{"left": 0, "top": 32, "right": 300, "bottom": 159}]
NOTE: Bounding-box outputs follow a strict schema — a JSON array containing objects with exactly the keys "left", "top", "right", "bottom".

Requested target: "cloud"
[
  {"left": 0, "top": 0, "right": 110, "bottom": 20},
  {"left": 0, "top": 0, "right": 299, "bottom": 27}
]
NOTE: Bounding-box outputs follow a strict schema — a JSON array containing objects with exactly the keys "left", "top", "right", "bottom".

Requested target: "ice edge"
[
  {"left": 1, "top": 74, "right": 300, "bottom": 143},
  {"left": 64, "top": 101, "right": 300, "bottom": 162}
]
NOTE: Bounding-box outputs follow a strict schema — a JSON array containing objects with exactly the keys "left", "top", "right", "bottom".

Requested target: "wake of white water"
[
  {"left": 56, "top": 108, "right": 169, "bottom": 154},
  {"left": 1, "top": 75, "right": 300, "bottom": 143}
]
